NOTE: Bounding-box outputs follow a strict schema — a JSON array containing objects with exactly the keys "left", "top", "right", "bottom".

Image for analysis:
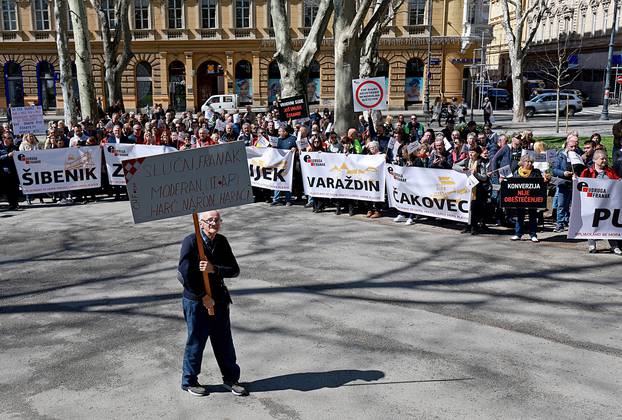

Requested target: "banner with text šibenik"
[
  {"left": 385, "top": 165, "right": 472, "bottom": 223},
  {"left": 300, "top": 153, "right": 386, "bottom": 201},
  {"left": 246, "top": 147, "right": 294, "bottom": 191},
  {"left": 13, "top": 146, "right": 102, "bottom": 194},
  {"left": 568, "top": 178, "right": 622, "bottom": 240},
  {"left": 103, "top": 144, "right": 177, "bottom": 186}
]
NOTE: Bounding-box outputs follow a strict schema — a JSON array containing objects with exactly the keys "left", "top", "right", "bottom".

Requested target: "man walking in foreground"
[{"left": 177, "top": 210, "right": 249, "bottom": 397}]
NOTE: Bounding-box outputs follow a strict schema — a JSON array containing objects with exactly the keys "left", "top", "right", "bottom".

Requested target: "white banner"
[
  {"left": 13, "top": 146, "right": 102, "bottom": 194},
  {"left": 300, "top": 152, "right": 386, "bottom": 201},
  {"left": 352, "top": 77, "right": 388, "bottom": 112},
  {"left": 246, "top": 147, "right": 294, "bottom": 191},
  {"left": 103, "top": 144, "right": 177, "bottom": 186},
  {"left": 124, "top": 141, "right": 253, "bottom": 223},
  {"left": 386, "top": 165, "right": 472, "bottom": 223},
  {"left": 568, "top": 178, "right": 622, "bottom": 240},
  {"left": 11, "top": 106, "right": 46, "bottom": 135}
]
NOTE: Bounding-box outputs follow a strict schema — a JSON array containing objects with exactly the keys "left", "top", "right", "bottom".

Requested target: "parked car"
[
  {"left": 486, "top": 88, "right": 511, "bottom": 109},
  {"left": 200, "top": 94, "right": 240, "bottom": 115},
  {"left": 524, "top": 93, "right": 583, "bottom": 117},
  {"left": 529, "top": 88, "right": 556, "bottom": 98},
  {"left": 562, "top": 89, "right": 590, "bottom": 105}
]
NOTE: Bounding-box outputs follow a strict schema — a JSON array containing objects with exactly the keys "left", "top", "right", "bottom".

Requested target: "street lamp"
[{"left": 600, "top": 0, "right": 620, "bottom": 120}]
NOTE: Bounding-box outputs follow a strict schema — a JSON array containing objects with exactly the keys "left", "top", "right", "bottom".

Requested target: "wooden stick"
[{"left": 192, "top": 212, "right": 215, "bottom": 316}]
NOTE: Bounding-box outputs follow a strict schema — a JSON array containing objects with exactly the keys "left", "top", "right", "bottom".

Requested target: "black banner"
[
  {"left": 499, "top": 178, "right": 547, "bottom": 208},
  {"left": 278, "top": 95, "right": 309, "bottom": 121}
]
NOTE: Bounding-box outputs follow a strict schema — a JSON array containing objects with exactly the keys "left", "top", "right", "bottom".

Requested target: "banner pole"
[{"left": 192, "top": 212, "right": 215, "bottom": 316}]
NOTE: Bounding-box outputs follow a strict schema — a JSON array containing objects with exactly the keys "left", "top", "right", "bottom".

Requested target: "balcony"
[
  {"left": 233, "top": 28, "right": 254, "bottom": 38},
  {"left": 0, "top": 31, "right": 18, "bottom": 41},
  {"left": 164, "top": 29, "right": 188, "bottom": 40},
  {"left": 132, "top": 29, "right": 155, "bottom": 40},
  {"left": 404, "top": 25, "right": 428, "bottom": 36},
  {"left": 32, "top": 30, "right": 55, "bottom": 41},
  {"left": 199, "top": 28, "right": 220, "bottom": 39}
]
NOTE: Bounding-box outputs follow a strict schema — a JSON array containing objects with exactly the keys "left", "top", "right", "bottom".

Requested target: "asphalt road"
[{"left": 1, "top": 200, "right": 621, "bottom": 419}]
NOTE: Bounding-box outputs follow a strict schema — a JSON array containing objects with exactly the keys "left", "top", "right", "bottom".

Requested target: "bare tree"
[
  {"left": 499, "top": 0, "right": 549, "bottom": 122},
  {"left": 67, "top": 0, "right": 97, "bottom": 121},
  {"left": 359, "top": 0, "right": 403, "bottom": 78},
  {"left": 270, "top": 0, "right": 333, "bottom": 99},
  {"left": 91, "top": 0, "right": 133, "bottom": 111},
  {"left": 530, "top": 19, "right": 582, "bottom": 133},
  {"left": 333, "top": 0, "right": 392, "bottom": 134},
  {"left": 54, "top": 0, "right": 78, "bottom": 126}
]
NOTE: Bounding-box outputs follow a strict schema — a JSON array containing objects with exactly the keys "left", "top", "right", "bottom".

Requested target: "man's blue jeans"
[
  {"left": 181, "top": 298, "right": 240, "bottom": 387},
  {"left": 272, "top": 190, "right": 292, "bottom": 204},
  {"left": 515, "top": 208, "right": 538, "bottom": 237},
  {"left": 556, "top": 186, "right": 572, "bottom": 226}
]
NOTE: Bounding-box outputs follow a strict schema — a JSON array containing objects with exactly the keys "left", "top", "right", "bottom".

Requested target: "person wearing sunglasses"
[{"left": 178, "top": 210, "right": 248, "bottom": 397}]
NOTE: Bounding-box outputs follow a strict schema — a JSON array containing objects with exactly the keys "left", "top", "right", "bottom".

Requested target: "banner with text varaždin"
[
  {"left": 13, "top": 146, "right": 102, "bottom": 194},
  {"left": 246, "top": 147, "right": 294, "bottom": 191},
  {"left": 103, "top": 144, "right": 177, "bottom": 186},
  {"left": 386, "top": 165, "right": 472, "bottom": 223},
  {"left": 568, "top": 178, "right": 622, "bottom": 240},
  {"left": 123, "top": 141, "right": 253, "bottom": 223},
  {"left": 300, "top": 152, "right": 386, "bottom": 201}
]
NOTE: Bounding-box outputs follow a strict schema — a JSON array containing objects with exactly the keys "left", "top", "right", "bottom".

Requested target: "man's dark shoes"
[
  {"left": 223, "top": 381, "right": 249, "bottom": 396},
  {"left": 182, "top": 383, "right": 209, "bottom": 396}
]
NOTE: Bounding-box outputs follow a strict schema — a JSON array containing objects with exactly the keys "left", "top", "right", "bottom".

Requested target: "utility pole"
[
  {"left": 600, "top": 0, "right": 620, "bottom": 120},
  {"left": 424, "top": 0, "right": 433, "bottom": 119}
]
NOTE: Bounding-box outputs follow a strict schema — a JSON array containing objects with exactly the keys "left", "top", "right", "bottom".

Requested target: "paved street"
[{"left": 1, "top": 200, "right": 621, "bottom": 419}]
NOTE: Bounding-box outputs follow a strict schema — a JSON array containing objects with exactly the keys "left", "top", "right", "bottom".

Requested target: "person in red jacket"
[{"left": 579, "top": 150, "right": 621, "bottom": 255}]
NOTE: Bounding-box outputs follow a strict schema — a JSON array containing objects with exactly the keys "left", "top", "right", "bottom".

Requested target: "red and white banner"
[
  {"left": 103, "top": 144, "right": 177, "bottom": 186},
  {"left": 568, "top": 178, "right": 622, "bottom": 240}
]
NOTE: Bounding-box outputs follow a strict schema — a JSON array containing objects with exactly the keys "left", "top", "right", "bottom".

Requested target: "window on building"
[
  {"left": 306, "top": 60, "right": 320, "bottom": 104},
  {"left": 4, "top": 61, "right": 24, "bottom": 107},
  {"left": 102, "top": 0, "right": 116, "bottom": 26},
  {"left": 201, "top": 0, "right": 217, "bottom": 28},
  {"left": 168, "top": 0, "right": 183, "bottom": 29},
  {"left": 235, "top": 0, "right": 251, "bottom": 28},
  {"left": 303, "top": 0, "right": 319, "bottom": 27},
  {"left": 603, "top": 10, "right": 609, "bottom": 32},
  {"left": 405, "top": 58, "right": 424, "bottom": 104},
  {"left": 268, "top": 60, "right": 281, "bottom": 103},
  {"left": 579, "top": 12, "right": 585, "bottom": 34},
  {"left": 591, "top": 10, "right": 596, "bottom": 35},
  {"left": 1, "top": 0, "right": 17, "bottom": 31},
  {"left": 37, "top": 61, "right": 56, "bottom": 110},
  {"left": 134, "top": 0, "right": 150, "bottom": 29},
  {"left": 235, "top": 60, "right": 253, "bottom": 105},
  {"left": 33, "top": 0, "right": 50, "bottom": 31},
  {"left": 408, "top": 0, "right": 425, "bottom": 26},
  {"left": 136, "top": 61, "right": 153, "bottom": 109}
]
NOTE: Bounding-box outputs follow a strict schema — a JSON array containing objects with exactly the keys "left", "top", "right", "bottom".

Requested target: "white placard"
[
  {"left": 13, "top": 146, "right": 102, "bottom": 194},
  {"left": 10, "top": 106, "right": 46, "bottom": 135},
  {"left": 352, "top": 77, "right": 388, "bottom": 112},
  {"left": 568, "top": 178, "right": 622, "bottom": 240}
]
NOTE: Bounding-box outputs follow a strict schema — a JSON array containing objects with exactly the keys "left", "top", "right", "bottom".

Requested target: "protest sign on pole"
[
  {"left": 499, "top": 178, "right": 548, "bottom": 208},
  {"left": 385, "top": 165, "right": 472, "bottom": 223},
  {"left": 246, "top": 147, "right": 294, "bottom": 191},
  {"left": 568, "top": 178, "right": 622, "bottom": 240},
  {"left": 352, "top": 77, "right": 388, "bottom": 112},
  {"left": 300, "top": 152, "right": 386, "bottom": 201},
  {"left": 123, "top": 141, "right": 253, "bottom": 224},
  {"left": 10, "top": 106, "right": 46, "bottom": 135},
  {"left": 278, "top": 95, "right": 309, "bottom": 121},
  {"left": 13, "top": 146, "right": 102, "bottom": 194},
  {"left": 103, "top": 144, "right": 177, "bottom": 186}
]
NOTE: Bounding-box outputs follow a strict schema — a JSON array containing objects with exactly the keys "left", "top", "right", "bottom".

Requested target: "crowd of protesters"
[{"left": 1, "top": 101, "right": 622, "bottom": 255}]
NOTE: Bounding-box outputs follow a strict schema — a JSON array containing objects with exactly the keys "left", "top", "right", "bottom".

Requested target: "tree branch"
[
  {"left": 348, "top": 0, "right": 375, "bottom": 39},
  {"left": 359, "top": 0, "right": 391, "bottom": 42},
  {"left": 298, "top": 0, "right": 334, "bottom": 67},
  {"left": 270, "top": 0, "right": 294, "bottom": 62}
]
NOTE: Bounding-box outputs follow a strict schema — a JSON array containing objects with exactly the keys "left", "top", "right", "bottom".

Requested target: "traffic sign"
[{"left": 616, "top": 75, "right": 622, "bottom": 84}]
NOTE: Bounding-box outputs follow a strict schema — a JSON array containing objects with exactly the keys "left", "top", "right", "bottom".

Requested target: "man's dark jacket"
[{"left": 178, "top": 233, "right": 239, "bottom": 304}]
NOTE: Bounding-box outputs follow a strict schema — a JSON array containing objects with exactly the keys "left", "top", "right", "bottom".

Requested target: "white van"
[{"left": 200, "top": 94, "right": 240, "bottom": 115}]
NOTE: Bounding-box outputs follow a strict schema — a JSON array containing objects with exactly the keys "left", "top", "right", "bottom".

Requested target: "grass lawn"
[{"left": 537, "top": 135, "right": 614, "bottom": 158}]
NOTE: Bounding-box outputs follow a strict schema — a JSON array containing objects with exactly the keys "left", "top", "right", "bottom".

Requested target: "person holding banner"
[
  {"left": 579, "top": 150, "right": 622, "bottom": 255},
  {"left": 454, "top": 145, "right": 489, "bottom": 234},
  {"left": 178, "top": 210, "right": 249, "bottom": 397},
  {"left": 552, "top": 135, "right": 579, "bottom": 232},
  {"left": 0, "top": 134, "right": 20, "bottom": 210},
  {"left": 509, "top": 155, "right": 549, "bottom": 242}
]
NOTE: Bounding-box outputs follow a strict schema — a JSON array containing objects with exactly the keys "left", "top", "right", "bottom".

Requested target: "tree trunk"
[
  {"left": 555, "top": 87, "right": 560, "bottom": 133},
  {"left": 54, "top": 0, "right": 78, "bottom": 126},
  {"left": 67, "top": 0, "right": 97, "bottom": 121},
  {"left": 333, "top": 2, "right": 359, "bottom": 135},
  {"left": 510, "top": 56, "right": 526, "bottom": 123}
]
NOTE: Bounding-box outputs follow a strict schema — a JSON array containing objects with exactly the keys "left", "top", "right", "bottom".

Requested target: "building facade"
[
  {"left": 1, "top": 0, "right": 489, "bottom": 113},
  {"left": 488, "top": 0, "right": 620, "bottom": 105}
]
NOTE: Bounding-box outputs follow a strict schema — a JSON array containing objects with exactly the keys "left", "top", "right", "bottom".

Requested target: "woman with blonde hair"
[{"left": 533, "top": 141, "right": 547, "bottom": 154}]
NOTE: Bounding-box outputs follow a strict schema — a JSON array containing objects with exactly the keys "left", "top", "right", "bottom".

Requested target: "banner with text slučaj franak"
[
  {"left": 300, "top": 152, "right": 386, "bottom": 201},
  {"left": 246, "top": 147, "right": 294, "bottom": 191},
  {"left": 123, "top": 141, "right": 253, "bottom": 223},
  {"left": 103, "top": 144, "right": 177, "bottom": 186},
  {"left": 13, "top": 146, "right": 102, "bottom": 194},
  {"left": 568, "top": 178, "right": 622, "bottom": 240},
  {"left": 385, "top": 165, "right": 472, "bottom": 223}
]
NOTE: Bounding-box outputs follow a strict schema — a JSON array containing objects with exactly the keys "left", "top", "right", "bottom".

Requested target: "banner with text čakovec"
[
  {"left": 13, "top": 146, "right": 102, "bottom": 194},
  {"left": 246, "top": 147, "right": 294, "bottom": 191},
  {"left": 103, "top": 144, "right": 177, "bottom": 186},
  {"left": 385, "top": 165, "right": 472, "bottom": 223},
  {"left": 568, "top": 178, "right": 622, "bottom": 240},
  {"left": 300, "top": 153, "right": 386, "bottom": 201},
  {"left": 123, "top": 141, "right": 253, "bottom": 223}
]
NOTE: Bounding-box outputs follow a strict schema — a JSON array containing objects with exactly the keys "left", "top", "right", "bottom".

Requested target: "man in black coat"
[{"left": 177, "top": 210, "right": 248, "bottom": 397}]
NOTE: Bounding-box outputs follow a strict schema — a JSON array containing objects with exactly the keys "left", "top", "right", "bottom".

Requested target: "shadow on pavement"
[{"left": 244, "top": 370, "right": 385, "bottom": 392}]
